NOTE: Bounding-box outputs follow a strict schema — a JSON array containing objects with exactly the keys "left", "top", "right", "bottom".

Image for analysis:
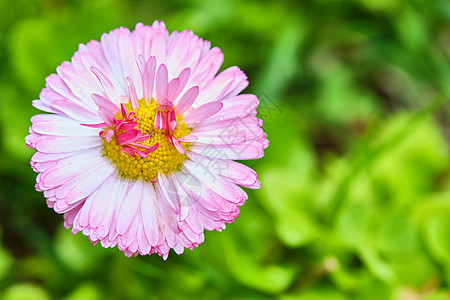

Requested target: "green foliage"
[{"left": 0, "top": 0, "right": 450, "bottom": 298}]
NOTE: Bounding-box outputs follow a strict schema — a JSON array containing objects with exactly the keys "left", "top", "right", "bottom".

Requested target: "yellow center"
[{"left": 102, "top": 98, "right": 191, "bottom": 182}]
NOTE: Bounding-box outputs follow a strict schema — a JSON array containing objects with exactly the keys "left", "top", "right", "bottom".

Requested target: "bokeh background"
[{"left": 1, "top": 0, "right": 450, "bottom": 299}]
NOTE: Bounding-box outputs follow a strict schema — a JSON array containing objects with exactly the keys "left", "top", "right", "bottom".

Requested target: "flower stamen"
[{"left": 84, "top": 97, "right": 191, "bottom": 182}]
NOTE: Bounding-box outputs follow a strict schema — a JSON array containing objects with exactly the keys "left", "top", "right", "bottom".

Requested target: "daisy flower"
[{"left": 26, "top": 21, "right": 268, "bottom": 258}]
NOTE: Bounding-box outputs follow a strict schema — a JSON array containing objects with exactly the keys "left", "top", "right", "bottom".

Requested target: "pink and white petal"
[
  {"left": 173, "top": 242, "right": 185, "bottom": 255},
  {"left": 73, "top": 188, "right": 97, "bottom": 231},
  {"left": 166, "top": 30, "right": 202, "bottom": 77},
  {"left": 142, "top": 56, "right": 156, "bottom": 100},
  {"left": 118, "top": 29, "right": 142, "bottom": 97},
  {"left": 44, "top": 73, "right": 94, "bottom": 110},
  {"left": 38, "top": 150, "right": 103, "bottom": 190},
  {"left": 91, "top": 93, "right": 120, "bottom": 114},
  {"left": 149, "top": 24, "right": 168, "bottom": 67},
  {"left": 31, "top": 114, "right": 99, "bottom": 137},
  {"left": 155, "top": 183, "right": 180, "bottom": 248},
  {"left": 87, "top": 175, "right": 118, "bottom": 229},
  {"left": 137, "top": 215, "right": 151, "bottom": 255},
  {"left": 35, "top": 136, "right": 101, "bottom": 153},
  {"left": 100, "top": 29, "right": 125, "bottom": 89},
  {"left": 189, "top": 139, "right": 265, "bottom": 160},
  {"left": 175, "top": 86, "right": 199, "bottom": 115},
  {"left": 63, "top": 203, "right": 83, "bottom": 229},
  {"left": 187, "top": 152, "right": 259, "bottom": 188},
  {"left": 116, "top": 179, "right": 144, "bottom": 235},
  {"left": 157, "top": 173, "right": 181, "bottom": 213},
  {"left": 32, "top": 99, "right": 56, "bottom": 114},
  {"left": 194, "top": 67, "right": 248, "bottom": 107},
  {"left": 59, "top": 159, "right": 116, "bottom": 206},
  {"left": 190, "top": 47, "right": 223, "bottom": 88},
  {"left": 97, "top": 178, "right": 128, "bottom": 239},
  {"left": 183, "top": 101, "right": 223, "bottom": 124},
  {"left": 55, "top": 63, "right": 102, "bottom": 111},
  {"left": 205, "top": 94, "right": 259, "bottom": 122},
  {"left": 120, "top": 209, "right": 140, "bottom": 248},
  {"left": 31, "top": 150, "right": 78, "bottom": 164},
  {"left": 141, "top": 183, "right": 161, "bottom": 246},
  {"left": 172, "top": 67, "right": 191, "bottom": 102},
  {"left": 50, "top": 100, "right": 101, "bottom": 124},
  {"left": 54, "top": 198, "right": 84, "bottom": 214},
  {"left": 155, "top": 64, "right": 168, "bottom": 101},
  {"left": 90, "top": 66, "right": 122, "bottom": 102},
  {"left": 183, "top": 159, "right": 247, "bottom": 203}
]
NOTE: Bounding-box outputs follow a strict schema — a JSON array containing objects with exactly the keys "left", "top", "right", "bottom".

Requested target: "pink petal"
[
  {"left": 173, "top": 67, "right": 191, "bottom": 101},
  {"left": 171, "top": 136, "right": 186, "bottom": 154},
  {"left": 142, "top": 56, "right": 156, "bottom": 100},
  {"left": 120, "top": 146, "right": 136, "bottom": 157},
  {"left": 144, "top": 143, "right": 159, "bottom": 154},
  {"left": 154, "top": 111, "right": 165, "bottom": 130},
  {"left": 36, "top": 136, "right": 101, "bottom": 153},
  {"left": 177, "top": 134, "right": 198, "bottom": 142},
  {"left": 104, "top": 130, "right": 114, "bottom": 142},
  {"left": 91, "top": 93, "right": 119, "bottom": 114},
  {"left": 155, "top": 64, "right": 168, "bottom": 101},
  {"left": 175, "top": 86, "right": 199, "bottom": 115},
  {"left": 116, "top": 129, "right": 143, "bottom": 145},
  {"left": 62, "top": 160, "right": 116, "bottom": 206},
  {"left": 126, "top": 77, "right": 139, "bottom": 110},
  {"left": 88, "top": 176, "right": 117, "bottom": 229},
  {"left": 141, "top": 183, "right": 160, "bottom": 246},
  {"left": 98, "top": 108, "right": 114, "bottom": 127},
  {"left": 167, "top": 78, "right": 180, "bottom": 101},
  {"left": 90, "top": 66, "right": 121, "bottom": 102},
  {"left": 31, "top": 114, "right": 99, "bottom": 137},
  {"left": 183, "top": 101, "right": 223, "bottom": 124},
  {"left": 116, "top": 180, "right": 143, "bottom": 235}
]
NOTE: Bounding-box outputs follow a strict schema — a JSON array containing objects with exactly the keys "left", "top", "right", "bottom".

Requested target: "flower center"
[{"left": 102, "top": 99, "right": 191, "bottom": 182}]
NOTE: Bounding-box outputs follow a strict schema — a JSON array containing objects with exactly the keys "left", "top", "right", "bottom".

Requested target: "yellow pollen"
[{"left": 102, "top": 98, "right": 191, "bottom": 182}]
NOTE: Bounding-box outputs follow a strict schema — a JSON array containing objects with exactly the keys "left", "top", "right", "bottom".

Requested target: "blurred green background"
[{"left": 1, "top": 0, "right": 450, "bottom": 299}]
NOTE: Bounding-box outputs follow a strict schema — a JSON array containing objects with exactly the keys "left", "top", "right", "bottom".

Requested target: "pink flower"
[{"left": 25, "top": 21, "right": 268, "bottom": 259}]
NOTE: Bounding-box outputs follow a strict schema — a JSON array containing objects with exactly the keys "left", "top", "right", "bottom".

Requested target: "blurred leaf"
[
  {"left": 8, "top": 19, "right": 69, "bottom": 93},
  {"left": 336, "top": 202, "right": 370, "bottom": 249},
  {"left": 254, "top": 16, "right": 303, "bottom": 101},
  {"left": 0, "top": 233, "right": 12, "bottom": 283},
  {"left": 395, "top": 6, "right": 429, "bottom": 51},
  {"left": 280, "top": 287, "right": 347, "bottom": 300},
  {"left": 54, "top": 227, "right": 108, "bottom": 273},
  {"left": 258, "top": 107, "right": 319, "bottom": 247},
  {"left": 359, "top": 246, "right": 396, "bottom": 284},
  {"left": 0, "top": 83, "right": 34, "bottom": 160},
  {"left": 355, "top": 0, "right": 405, "bottom": 13},
  {"left": 421, "top": 212, "right": 450, "bottom": 264},
  {"left": 0, "top": 284, "right": 50, "bottom": 300},
  {"left": 371, "top": 113, "right": 448, "bottom": 200},
  {"left": 424, "top": 290, "right": 450, "bottom": 300},
  {"left": 63, "top": 283, "right": 100, "bottom": 300},
  {"left": 223, "top": 234, "right": 295, "bottom": 294},
  {"left": 275, "top": 209, "right": 318, "bottom": 248},
  {"left": 316, "top": 66, "right": 380, "bottom": 124},
  {"left": 376, "top": 214, "right": 416, "bottom": 255}
]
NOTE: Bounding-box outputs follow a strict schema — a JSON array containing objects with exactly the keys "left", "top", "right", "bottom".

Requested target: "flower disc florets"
[{"left": 102, "top": 99, "right": 190, "bottom": 182}]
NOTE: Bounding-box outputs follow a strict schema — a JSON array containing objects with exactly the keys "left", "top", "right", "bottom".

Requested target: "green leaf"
[
  {"left": 281, "top": 287, "right": 347, "bottom": 300},
  {"left": 359, "top": 246, "right": 396, "bottom": 284},
  {"left": 0, "top": 284, "right": 50, "bottom": 300},
  {"left": 223, "top": 235, "right": 296, "bottom": 294},
  {"left": 63, "top": 283, "right": 101, "bottom": 300},
  {"left": 376, "top": 214, "right": 416, "bottom": 255},
  {"left": 422, "top": 212, "right": 450, "bottom": 264},
  {"left": 336, "top": 203, "right": 370, "bottom": 248}
]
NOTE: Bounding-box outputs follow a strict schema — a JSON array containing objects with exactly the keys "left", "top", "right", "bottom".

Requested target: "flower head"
[{"left": 26, "top": 21, "right": 268, "bottom": 258}]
